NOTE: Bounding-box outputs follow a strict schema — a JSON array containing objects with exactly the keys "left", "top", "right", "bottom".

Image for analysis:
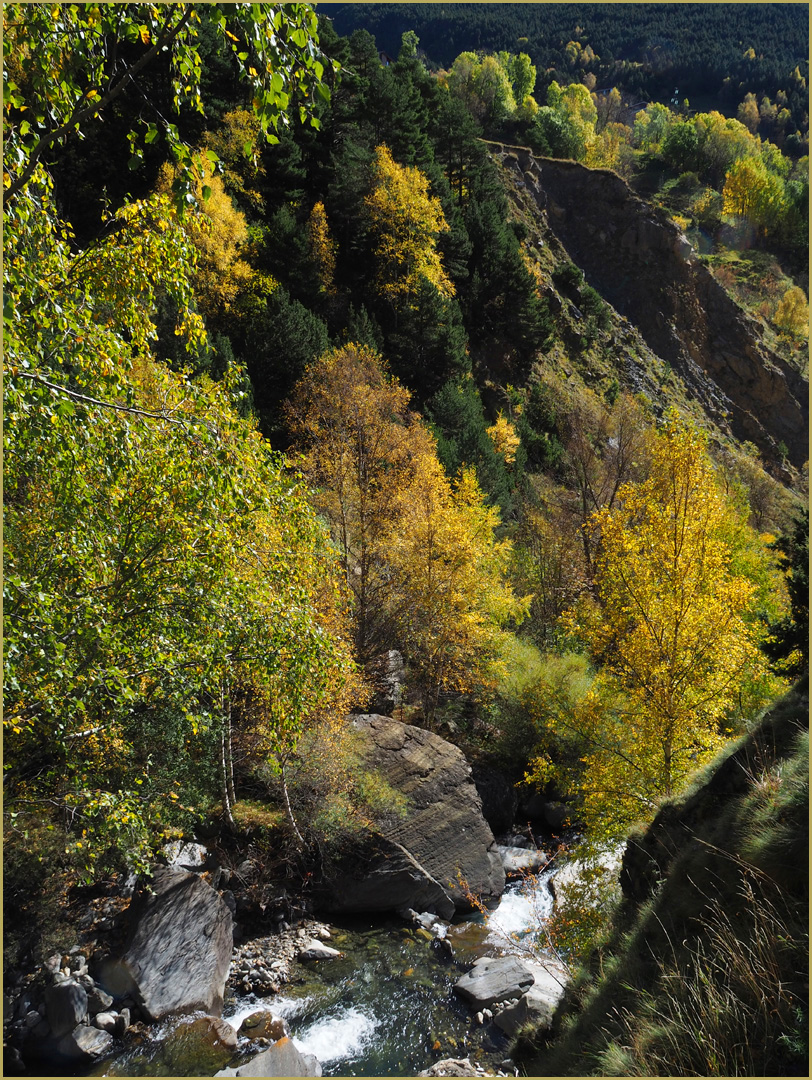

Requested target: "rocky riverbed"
[{"left": 4, "top": 717, "right": 581, "bottom": 1077}]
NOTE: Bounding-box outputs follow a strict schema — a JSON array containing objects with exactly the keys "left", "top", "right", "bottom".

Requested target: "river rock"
[
  {"left": 318, "top": 716, "right": 504, "bottom": 918},
  {"left": 453, "top": 956, "right": 535, "bottom": 1010},
  {"left": 56, "top": 1024, "right": 113, "bottom": 1060},
  {"left": 87, "top": 987, "right": 114, "bottom": 1015},
  {"left": 238, "top": 1011, "right": 286, "bottom": 1042},
  {"left": 44, "top": 979, "right": 88, "bottom": 1037},
  {"left": 492, "top": 960, "right": 569, "bottom": 1036},
  {"left": 495, "top": 845, "right": 546, "bottom": 876},
  {"left": 297, "top": 939, "right": 341, "bottom": 961},
  {"left": 215, "top": 1036, "right": 321, "bottom": 1076},
  {"left": 162, "top": 1015, "right": 239, "bottom": 1075},
  {"left": 92, "top": 1011, "right": 119, "bottom": 1034},
  {"left": 418, "top": 1058, "right": 486, "bottom": 1076},
  {"left": 119, "top": 867, "right": 232, "bottom": 1019}
]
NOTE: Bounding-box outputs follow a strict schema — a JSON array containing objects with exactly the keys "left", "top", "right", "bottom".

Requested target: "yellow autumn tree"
[
  {"left": 287, "top": 345, "right": 526, "bottom": 720},
  {"left": 389, "top": 463, "right": 527, "bottom": 726},
  {"left": 308, "top": 200, "right": 337, "bottom": 296},
  {"left": 773, "top": 285, "right": 809, "bottom": 337},
  {"left": 285, "top": 343, "right": 437, "bottom": 670},
  {"left": 157, "top": 163, "right": 253, "bottom": 318},
  {"left": 561, "top": 413, "right": 778, "bottom": 839},
  {"left": 364, "top": 144, "right": 454, "bottom": 305},
  {"left": 722, "top": 156, "right": 785, "bottom": 235},
  {"left": 486, "top": 411, "right": 521, "bottom": 464}
]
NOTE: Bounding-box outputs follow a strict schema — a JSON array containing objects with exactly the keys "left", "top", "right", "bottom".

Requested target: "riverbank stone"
[
  {"left": 317, "top": 715, "right": 505, "bottom": 918},
  {"left": 492, "top": 961, "right": 569, "bottom": 1036},
  {"left": 454, "top": 956, "right": 535, "bottom": 1010},
  {"left": 44, "top": 979, "right": 88, "bottom": 1037},
  {"left": 56, "top": 1024, "right": 113, "bottom": 1061},
  {"left": 215, "top": 1036, "right": 321, "bottom": 1076},
  {"left": 119, "top": 866, "right": 232, "bottom": 1020}
]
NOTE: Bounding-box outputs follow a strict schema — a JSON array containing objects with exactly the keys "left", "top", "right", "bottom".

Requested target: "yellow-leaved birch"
[{"left": 564, "top": 413, "right": 775, "bottom": 838}]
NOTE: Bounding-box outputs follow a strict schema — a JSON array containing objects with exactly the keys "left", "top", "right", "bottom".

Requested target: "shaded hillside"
[
  {"left": 518, "top": 678, "right": 809, "bottom": 1076},
  {"left": 489, "top": 145, "right": 808, "bottom": 470}
]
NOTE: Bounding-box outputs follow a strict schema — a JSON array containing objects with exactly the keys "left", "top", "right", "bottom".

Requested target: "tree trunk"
[
  {"left": 279, "top": 758, "right": 306, "bottom": 848},
  {"left": 220, "top": 680, "right": 235, "bottom": 830},
  {"left": 224, "top": 687, "right": 236, "bottom": 809}
]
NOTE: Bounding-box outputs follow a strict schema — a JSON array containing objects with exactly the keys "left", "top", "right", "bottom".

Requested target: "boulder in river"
[
  {"left": 215, "top": 1036, "right": 321, "bottom": 1076},
  {"left": 238, "top": 1011, "right": 287, "bottom": 1042},
  {"left": 297, "top": 938, "right": 342, "bottom": 961},
  {"left": 453, "top": 955, "right": 535, "bottom": 1010},
  {"left": 495, "top": 845, "right": 547, "bottom": 877},
  {"left": 317, "top": 716, "right": 504, "bottom": 918},
  {"left": 118, "top": 867, "right": 233, "bottom": 1020}
]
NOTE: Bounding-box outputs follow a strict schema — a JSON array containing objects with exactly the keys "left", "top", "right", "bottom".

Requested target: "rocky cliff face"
[{"left": 493, "top": 145, "right": 807, "bottom": 471}]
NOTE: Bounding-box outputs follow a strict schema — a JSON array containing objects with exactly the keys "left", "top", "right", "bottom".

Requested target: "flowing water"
[
  {"left": 94, "top": 869, "right": 558, "bottom": 1077},
  {"left": 224, "top": 869, "right": 556, "bottom": 1077}
]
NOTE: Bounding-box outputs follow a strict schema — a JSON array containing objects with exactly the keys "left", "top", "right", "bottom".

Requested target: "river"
[{"left": 98, "top": 868, "right": 558, "bottom": 1077}]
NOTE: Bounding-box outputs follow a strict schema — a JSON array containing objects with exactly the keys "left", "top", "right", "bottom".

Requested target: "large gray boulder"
[
  {"left": 492, "top": 960, "right": 569, "bottom": 1036},
  {"left": 119, "top": 867, "right": 232, "bottom": 1020},
  {"left": 215, "top": 1038, "right": 321, "bottom": 1076},
  {"left": 453, "top": 955, "right": 535, "bottom": 1010},
  {"left": 318, "top": 716, "right": 504, "bottom": 918}
]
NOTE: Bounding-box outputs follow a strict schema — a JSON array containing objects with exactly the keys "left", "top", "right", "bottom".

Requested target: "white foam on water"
[
  {"left": 292, "top": 1005, "right": 378, "bottom": 1064},
  {"left": 486, "top": 879, "right": 554, "bottom": 946},
  {"left": 223, "top": 993, "right": 315, "bottom": 1031}
]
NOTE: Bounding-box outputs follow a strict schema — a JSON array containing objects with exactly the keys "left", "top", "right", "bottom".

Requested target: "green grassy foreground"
[{"left": 518, "top": 677, "right": 809, "bottom": 1077}]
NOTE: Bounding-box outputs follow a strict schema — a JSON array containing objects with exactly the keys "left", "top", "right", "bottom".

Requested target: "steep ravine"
[{"left": 491, "top": 144, "right": 808, "bottom": 471}]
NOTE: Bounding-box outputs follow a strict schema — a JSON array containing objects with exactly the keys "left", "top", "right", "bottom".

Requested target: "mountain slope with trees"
[
  {"left": 328, "top": 3, "right": 809, "bottom": 144},
  {"left": 3, "top": 6, "right": 808, "bottom": 1075}
]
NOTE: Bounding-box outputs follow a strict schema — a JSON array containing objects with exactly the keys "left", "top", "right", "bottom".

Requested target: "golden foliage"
[
  {"left": 773, "top": 285, "right": 809, "bottom": 337},
  {"left": 389, "top": 463, "right": 528, "bottom": 723},
  {"left": 722, "top": 156, "right": 785, "bottom": 233},
  {"left": 287, "top": 345, "right": 527, "bottom": 723},
  {"left": 286, "top": 343, "right": 434, "bottom": 666},
  {"left": 157, "top": 164, "right": 253, "bottom": 318},
  {"left": 486, "top": 412, "right": 521, "bottom": 464},
  {"left": 563, "top": 413, "right": 781, "bottom": 838},
  {"left": 204, "top": 108, "right": 266, "bottom": 212},
  {"left": 364, "top": 144, "right": 454, "bottom": 304},
  {"left": 307, "top": 200, "right": 337, "bottom": 296}
]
